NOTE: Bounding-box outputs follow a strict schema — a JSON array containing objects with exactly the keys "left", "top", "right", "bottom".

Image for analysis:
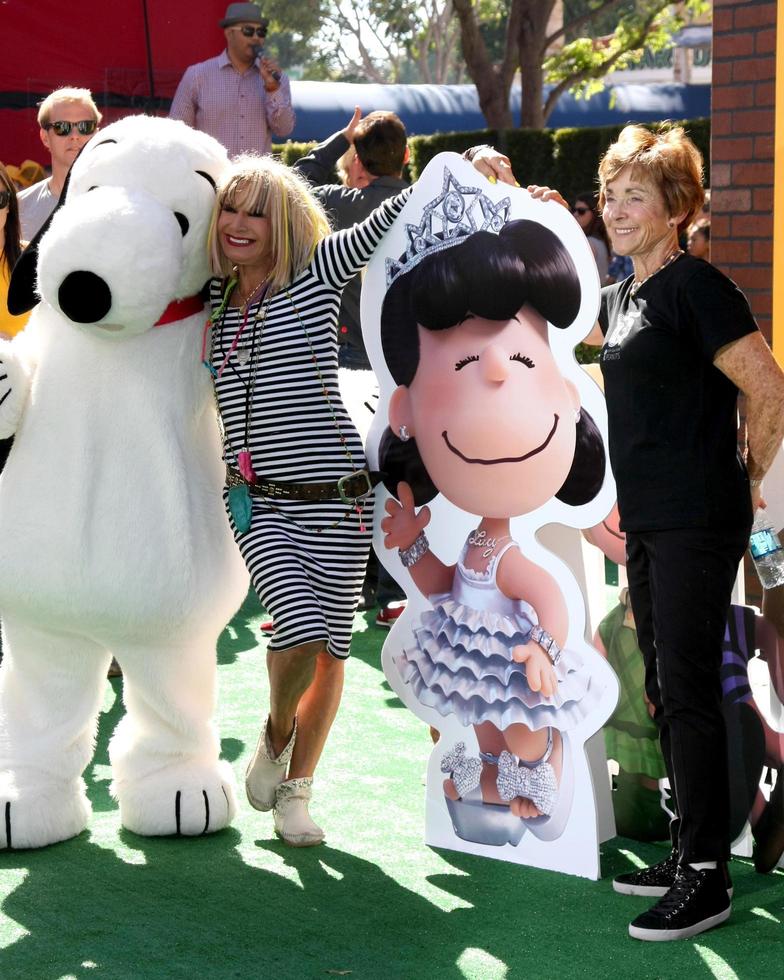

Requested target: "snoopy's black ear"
[
  {"left": 7, "top": 153, "right": 77, "bottom": 315},
  {"left": 196, "top": 170, "right": 217, "bottom": 192}
]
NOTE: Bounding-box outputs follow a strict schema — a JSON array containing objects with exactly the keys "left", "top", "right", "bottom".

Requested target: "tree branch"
[
  {"left": 543, "top": 10, "right": 662, "bottom": 119},
  {"left": 545, "top": 0, "right": 633, "bottom": 48}
]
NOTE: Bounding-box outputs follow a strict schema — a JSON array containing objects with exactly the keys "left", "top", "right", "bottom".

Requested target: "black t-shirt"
[{"left": 599, "top": 254, "right": 757, "bottom": 533}]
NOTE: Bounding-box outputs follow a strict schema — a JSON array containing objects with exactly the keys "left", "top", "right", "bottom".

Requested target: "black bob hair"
[{"left": 378, "top": 218, "right": 605, "bottom": 507}]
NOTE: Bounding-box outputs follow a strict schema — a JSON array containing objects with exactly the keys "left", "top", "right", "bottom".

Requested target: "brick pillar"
[
  {"left": 712, "top": 2, "right": 777, "bottom": 606},
  {"left": 712, "top": 1, "right": 776, "bottom": 343}
]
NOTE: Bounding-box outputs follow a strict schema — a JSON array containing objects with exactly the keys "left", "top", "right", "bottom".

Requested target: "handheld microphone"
[{"left": 252, "top": 44, "right": 282, "bottom": 83}]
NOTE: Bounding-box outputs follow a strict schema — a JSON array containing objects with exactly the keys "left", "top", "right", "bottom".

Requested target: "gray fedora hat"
[{"left": 219, "top": 3, "right": 266, "bottom": 28}]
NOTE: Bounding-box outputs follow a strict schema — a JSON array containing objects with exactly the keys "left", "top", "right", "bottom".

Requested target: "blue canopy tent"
[{"left": 287, "top": 80, "right": 710, "bottom": 141}]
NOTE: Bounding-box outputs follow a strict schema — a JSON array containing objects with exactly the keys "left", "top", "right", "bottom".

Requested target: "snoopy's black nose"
[{"left": 58, "top": 271, "right": 113, "bottom": 323}]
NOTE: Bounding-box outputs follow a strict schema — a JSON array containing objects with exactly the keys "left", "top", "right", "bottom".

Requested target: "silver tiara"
[{"left": 385, "top": 166, "right": 511, "bottom": 287}]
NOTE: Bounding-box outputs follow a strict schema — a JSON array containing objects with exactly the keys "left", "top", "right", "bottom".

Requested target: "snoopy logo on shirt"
[{"left": 603, "top": 309, "right": 640, "bottom": 360}]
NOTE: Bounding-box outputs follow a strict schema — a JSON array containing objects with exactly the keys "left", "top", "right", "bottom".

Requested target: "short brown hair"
[
  {"left": 353, "top": 112, "right": 407, "bottom": 178},
  {"left": 598, "top": 124, "right": 704, "bottom": 233}
]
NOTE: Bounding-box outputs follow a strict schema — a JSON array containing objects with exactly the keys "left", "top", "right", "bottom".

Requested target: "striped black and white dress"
[{"left": 209, "top": 188, "right": 410, "bottom": 659}]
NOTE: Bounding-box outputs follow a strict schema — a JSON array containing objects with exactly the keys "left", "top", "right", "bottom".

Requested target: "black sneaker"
[
  {"left": 628, "top": 864, "right": 732, "bottom": 942},
  {"left": 613, "top": 849, "right": 678, "bottom": 896}
]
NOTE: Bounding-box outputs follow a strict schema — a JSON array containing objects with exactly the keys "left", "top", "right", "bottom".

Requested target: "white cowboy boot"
[
  {"left": 245, "top": 716, "right": 296, "bottom": 812},
  {"left": 273, "top": 777, "right": 324, "bottom": 847}
]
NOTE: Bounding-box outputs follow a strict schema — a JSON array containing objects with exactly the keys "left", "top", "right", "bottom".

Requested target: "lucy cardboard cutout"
[
  {"left": 0, "top": 116, "right": 248, "bottom": 848},
  {"left": 363, "top": 156, "right": 619, "bottom": 878}
]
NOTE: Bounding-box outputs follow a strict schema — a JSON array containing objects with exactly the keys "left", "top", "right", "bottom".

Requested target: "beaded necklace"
[
  {"left": 629, "top": 248, "right": 683, "bottom": 298},
  {"left": 203, "top": 278, "right": 367, "bottom": 535}
]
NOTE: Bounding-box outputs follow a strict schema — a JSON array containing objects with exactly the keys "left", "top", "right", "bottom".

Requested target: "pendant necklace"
[
  {"left": 203, "top": 283, "right": 370, "bottom": 537},
  {"left": 629, "top": 248, "right": 683, "bottom": 298},
  {"left": 202, "top": 277, "right": 271, "bottom": 532},
  {"left": 468, "top": 529, "right": 511, "bottom": 559},
  {"left": 236, "top": 277, "right": 269, "bottom": 365},
  {"left": 201, "top": 276, "right": 268, "bottom": 378}
]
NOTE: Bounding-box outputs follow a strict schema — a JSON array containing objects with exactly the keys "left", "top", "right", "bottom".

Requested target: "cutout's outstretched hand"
[{"left": 381, "top": 481, "right": 430, "bottom": 550}]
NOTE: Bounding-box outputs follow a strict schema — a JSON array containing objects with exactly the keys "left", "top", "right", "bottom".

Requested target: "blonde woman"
[{"left": 205, "top": 156, "right": 410, "bottom": 845}]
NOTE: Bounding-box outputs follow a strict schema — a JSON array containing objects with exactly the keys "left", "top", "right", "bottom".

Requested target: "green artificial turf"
[{"left": 0, "top": 590, "right": 782, "bottom": 979}]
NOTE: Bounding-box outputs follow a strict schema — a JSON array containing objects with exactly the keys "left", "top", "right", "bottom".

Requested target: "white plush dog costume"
[{"left": 0, "top": 116, "right": 249, "bottom": 847}]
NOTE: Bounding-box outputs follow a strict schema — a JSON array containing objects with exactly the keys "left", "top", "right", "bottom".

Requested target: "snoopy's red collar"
[{"left": 154, "top": 294, "right": 205, "bottom": 326}]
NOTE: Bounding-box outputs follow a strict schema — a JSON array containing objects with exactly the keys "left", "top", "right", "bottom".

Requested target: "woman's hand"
[
  {"left": 512, "top": 643, "right": 557, "bottom": 698},
  {"left": 527, "top": 185, "right": 570, "bottom": 211},
  {"left": 469, "top": 148, "right": 518, "bottom": 187},
  {"left": 381, "top": 481, "right": 430, "bottom": 550}
]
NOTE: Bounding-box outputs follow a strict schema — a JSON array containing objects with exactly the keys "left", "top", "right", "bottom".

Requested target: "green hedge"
[{"left": 275, "top": 117, "right": 711, "bottom": 202}]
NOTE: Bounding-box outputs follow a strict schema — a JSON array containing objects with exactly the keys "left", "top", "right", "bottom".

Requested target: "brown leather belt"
[{"left": 226, "top": 465, "right": 383, "bottom": 503}]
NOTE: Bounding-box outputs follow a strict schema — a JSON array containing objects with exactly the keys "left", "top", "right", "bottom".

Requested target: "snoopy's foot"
[
  {"left": 113, "top": 761, "right": 237, "bottom": 837},
  {"left": 0, "top": 776, "right": 90, "bottom": 849}
]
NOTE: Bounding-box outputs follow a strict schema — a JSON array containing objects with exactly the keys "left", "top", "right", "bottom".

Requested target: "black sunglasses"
[
  {"left": 45, "top": 119, "right": 97, "bottom": 137},
  {"left": 572, "top": 206, "right": 592, "bottom": 216},
  {"left": 237, "top": 25, "right": 267, "bottom": 37},
  {"left": 0, "top": 190, "right": 10, "bottom": 209}
]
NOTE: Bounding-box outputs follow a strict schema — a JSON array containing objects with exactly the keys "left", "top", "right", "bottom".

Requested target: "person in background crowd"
[
  {"left": 5, "top": 160, "right": 45, "bottom": 193},
  {"left": 294, "top": 109, "right": 410, "bottom": 373},
  {"left": 607, "top": 249, "right": 634, "bottom": 285},
  {"left": 0, "top": 163, "right": 28, "bottom": 342},
  {"left": 0, "top": 162, "right": 28, "bottom": 663},
  {"left": 573, "top": 190, "right": 610, "bottom": 284},
  {"left": 17, "top": 88, "right": 101, "bottom": 240},
  {"left": 169, "top": 2, "right": 294, "bottom": 158},
  {"left": 687, "top": 219, "right": 711, "bottom": 262},
  {"left": 531, "top": 123, "right": 784, "bottom": 941}
]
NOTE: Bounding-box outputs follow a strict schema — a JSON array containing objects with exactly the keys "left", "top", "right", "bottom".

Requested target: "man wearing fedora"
[{"left": 170, "top": 3, "right": 294, "bottom": 158}]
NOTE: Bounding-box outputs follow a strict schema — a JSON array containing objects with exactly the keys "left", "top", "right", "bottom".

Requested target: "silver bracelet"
[
  {"left": 528, "top": 625, "right": 561, "bottom": 666},
  {"left": 399, "top": 531, "right": 429, "bottom": 568},
  {"left": 462, "top": 144, "right": 493, "bottom": 162},
  {"left": 750, "top": 477, "right": 763, "bottom": 487}
]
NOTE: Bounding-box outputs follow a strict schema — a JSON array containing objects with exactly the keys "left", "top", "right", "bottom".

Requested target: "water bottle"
[{"left": 749, "top": 512, "right": 784, "bottom": 590}]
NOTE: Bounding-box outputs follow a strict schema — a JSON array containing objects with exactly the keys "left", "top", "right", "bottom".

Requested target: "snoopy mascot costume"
[{"left": 0, "top": 116, "right": 249, "bottom": 848}]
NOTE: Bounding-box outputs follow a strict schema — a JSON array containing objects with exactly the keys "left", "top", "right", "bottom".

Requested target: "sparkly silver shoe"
[
  {"left": 440, "top": 742, "right": 526, "bottom": 848},
  {"left": 497, "top": 729, "right": 574, "bottom": 843},
  {"left": 245, "top": 716, "right": 296, "bottom": 812},
  {"left": 273, "top": 777, "right": 325, "bottom": 847}
]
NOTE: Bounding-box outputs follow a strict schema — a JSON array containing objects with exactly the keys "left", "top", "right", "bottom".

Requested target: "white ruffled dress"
[{"left": 395, "top": 539, "right": 596, "bottom": 731}]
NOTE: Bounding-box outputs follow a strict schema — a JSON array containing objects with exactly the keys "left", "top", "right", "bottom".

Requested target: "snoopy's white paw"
[
  {"left": 0, "top": 776, "right": 90, "bottom": 849},
  {"left": 0, "top": 342, "right": 31, "bottom": 439},
  {"left": 113, "top": 761, "right": 237, "bottom": 837}
]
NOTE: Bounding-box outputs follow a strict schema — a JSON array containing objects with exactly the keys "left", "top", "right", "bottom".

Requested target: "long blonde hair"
[{"left": 208, "top": 155, "right": 331, "bottom": 292}]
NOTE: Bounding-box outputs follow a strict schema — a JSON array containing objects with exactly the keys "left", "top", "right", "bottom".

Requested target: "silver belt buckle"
[{"left": 337, "top": 469, "right": 372, "bottom": 504}]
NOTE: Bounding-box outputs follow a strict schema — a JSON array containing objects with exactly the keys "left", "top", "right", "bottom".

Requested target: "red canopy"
[{"left": 0, "top": 0, "right": 227, "bottom": 167}]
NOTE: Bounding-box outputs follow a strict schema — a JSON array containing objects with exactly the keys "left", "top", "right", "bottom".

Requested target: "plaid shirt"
[{"left": 169, "top": 49, "right": 295, "bottom": 158}]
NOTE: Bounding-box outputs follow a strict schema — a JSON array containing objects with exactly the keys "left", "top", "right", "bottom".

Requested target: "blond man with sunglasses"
[
  {"left": 17, "top": 87, "right": 101, "bottom": 241},
  {"left": 169, "top": 2, "right": 294, "bottom": 159}
]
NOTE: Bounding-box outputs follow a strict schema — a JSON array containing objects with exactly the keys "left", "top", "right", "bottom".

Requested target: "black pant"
[{"left": 626, "top": 524, "right": 750, "bottom": 863}]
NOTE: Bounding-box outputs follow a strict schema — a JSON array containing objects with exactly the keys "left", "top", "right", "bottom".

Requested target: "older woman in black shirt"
[{"left": 533, "top": 125, "right": 784, "bottom": 942}]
